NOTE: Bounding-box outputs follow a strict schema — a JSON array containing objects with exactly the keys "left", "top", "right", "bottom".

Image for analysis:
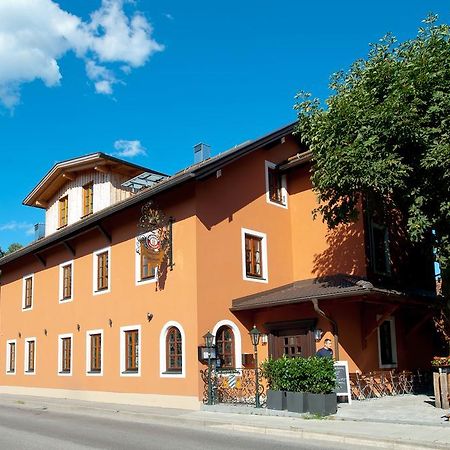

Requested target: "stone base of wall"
[{"left": 0, "top": 385, "right": 201, "bottom": 410}]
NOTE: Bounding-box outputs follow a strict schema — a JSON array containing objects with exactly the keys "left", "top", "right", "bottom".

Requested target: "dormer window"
[
  {"left": 83, "top": 182, "right": 94, "bottom": 217},
  {"left": 59, "top": 196, "right": 68, "bottom": 228}
]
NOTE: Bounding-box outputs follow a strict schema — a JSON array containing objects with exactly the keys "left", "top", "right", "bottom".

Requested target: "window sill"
[
  {"left": 57, "top": 224, "right": 68, "bottom": 230},
  {"left": 25, "top": 370, "right": 35, "bottom": 374},
  {"left": 59, "top": 371, "right": 72, "bottom": 375},
  {"left": 81, "top": 212, "right": 93, "bottom": 219},
  {"left": 87, "top": 370, "right": 102, "bottom": 375},
  {"left": 244, "top": 275, "right": 268, "bottom": 284},
  {"left": 22, "top": 306, "right": 32, "bottom": 311},
  {"left": 162, "top": 370, "right": 182, "bottom": 375},
  {"left": 122, "top": 370, "right": 139, "bottom": 374},
  {"left": 6, "top": 371, "right": 15, "bottom": 375}
]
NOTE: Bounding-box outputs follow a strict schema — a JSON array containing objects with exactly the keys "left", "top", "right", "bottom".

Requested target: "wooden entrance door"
[{"left": 266, "top": 320, "right": 317, "bottom": 359}]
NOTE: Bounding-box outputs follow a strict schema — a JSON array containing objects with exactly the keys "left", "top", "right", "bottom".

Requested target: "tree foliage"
[
  {"left": 0, "top": 242, "right": 23, "bottom": 258},
  {"left": 294, "top": 16, "right": 450, "bottom": 342}
]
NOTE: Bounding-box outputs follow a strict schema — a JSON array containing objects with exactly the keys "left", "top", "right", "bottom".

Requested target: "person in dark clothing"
[{"left": 316, "top": 338, "right": 333, "bottom": 358}]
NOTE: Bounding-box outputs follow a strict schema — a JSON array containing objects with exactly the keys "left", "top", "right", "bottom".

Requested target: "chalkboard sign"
[{"left": 333, "top": 361, "right": 351, "bottom": 404}]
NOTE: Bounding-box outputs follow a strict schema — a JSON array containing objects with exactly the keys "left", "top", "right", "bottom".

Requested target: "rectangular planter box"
[
  {"left": 286, "top": 391, "right": 307, "bottom": 413},
  {"left": 266, "top": 389, "right": 286, "bottom": 410},
  {"left": 307, "top": 393, "right": 337, "bottom": 416}
]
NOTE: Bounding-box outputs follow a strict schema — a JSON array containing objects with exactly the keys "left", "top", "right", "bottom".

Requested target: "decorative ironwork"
[
  {"left": 200, "top": 367, "right": 266, "bottom": 406},
  {"left": 136, "top": 202, "right": 174, "bottom": 284}
]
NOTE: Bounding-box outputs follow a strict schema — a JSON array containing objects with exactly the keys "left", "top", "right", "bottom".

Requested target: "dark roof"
[
  {"left": 0, "top": 122, "right": 296, "bottom": 268},
  {"left": 230, "top": 275, "right": 436, "bottom": 311}
]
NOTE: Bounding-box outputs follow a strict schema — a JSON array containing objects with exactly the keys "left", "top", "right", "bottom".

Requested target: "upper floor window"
[
  {"left": 59, "top": 195, "right": 68, "bottom": 228},
  {"left": 22, "top": 274, "right": 34, "bottom": 311},
  {"left": 120, "top": 325, "right": 140, "bottom": 376},
  {"left": 6, "top": 340, "right": 16, "bottom": 374},
  {"left": 135, "top": 239, "right": 157, "bottom": 285},
  {"left": 58, "top": 334, "right": 72, "bottom": 375},
  {"left": 216, "top": 326, "right": 235, "bottom": 369},
  {"left": 93, "top": 247, "right": 110, "bottom": 294},
  {"left": 86, "top": 330, "right": 103, "bottom": 375},
  {"left": 265, "top": 161, "right": 287, "bottom": 208},
  {"left": 82, "top": 182, "right": 94, "bottom": 217},
  {"left": 59, "top": 261, "right": 73, "bottom": 302},
  {"left": 24, "top": 338, "right": 36, "bottom": 374},
  {"left": 370, "top": 221, "right": 391, "bottom": 275},
  {"left": 241, "top": 228, "right": 268, "bottom": 283}
]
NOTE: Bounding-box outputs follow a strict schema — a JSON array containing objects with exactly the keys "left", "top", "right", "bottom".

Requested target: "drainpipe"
[{"left": 311, "top": 298, "right": 339, "bottom": 360}]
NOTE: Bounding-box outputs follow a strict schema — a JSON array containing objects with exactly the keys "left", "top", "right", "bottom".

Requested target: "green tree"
[
  {"left": 294, "top": 16, "right": 450, "bottom": 342},
  {"left": 0, "top": 242, "right": 23, "bottom": 257}
]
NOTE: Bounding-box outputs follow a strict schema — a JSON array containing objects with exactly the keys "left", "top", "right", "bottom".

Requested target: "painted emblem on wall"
[{"left": 136, "top": 201, "right": 173, "bottom": 280}]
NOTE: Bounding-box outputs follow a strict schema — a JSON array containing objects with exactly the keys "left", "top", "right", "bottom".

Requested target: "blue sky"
[{"left": 0, "top": 0, "right": 449, "bottom": 250}]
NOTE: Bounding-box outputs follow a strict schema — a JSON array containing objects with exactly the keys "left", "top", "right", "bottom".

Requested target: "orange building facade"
[{"left": 0, "top": 124, "right": 437, "bottom": 409}]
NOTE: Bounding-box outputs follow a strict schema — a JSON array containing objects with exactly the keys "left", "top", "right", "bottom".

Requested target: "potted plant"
[
  {"left": 285, "top": 357, "right": 308, "bottom": 413},
  {"left": 261, "top": 357, "right": 288, "bottom": 410},
  {"left": 303, "top": 356, "right": 337, "bottom": 416}
]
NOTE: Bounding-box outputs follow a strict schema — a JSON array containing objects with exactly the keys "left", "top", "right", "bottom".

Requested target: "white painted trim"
[
  {"left": 22, "top": 273, "right": 34, "bottom": 311},
  {"left": 58, "top": 260, "right": 74, "bottom": 303},
  {"left": 241, "top": 228, "right": 268, "bottom": 283},
  {"left": 377, "top": 316, "right": 398, "bottom": 369},
  {"left": 92, "top": 247, "right": 111, "bottom": 295},
  {"left": 212, "top": 320, "right": 242, "bottom": 369},
  {"left": 5, "top": 339, "right": 16, "bottom": 375},
  {"left": 0, "top": 386, "right": 201, "bottom": 410},
  {"left": 24, "top": 337, "right": 37, "bottom": 375},
  {"left": 120, "top": 325, "right": 141, "bottom": 377},
  {"left": 57, "top": 333, "right": 73, "bottom": 376},
  {"left": 159, "top": 321, "right": 186, "bottom": 378},
  {"left": 85, "top": 329, "right": 104, "bottom": 376},
  {"left": 135, "top": 234, "right": 157, "bottom": 286},
  {"left": 265, "top": 160, "right": 288, "bottom": 209}
]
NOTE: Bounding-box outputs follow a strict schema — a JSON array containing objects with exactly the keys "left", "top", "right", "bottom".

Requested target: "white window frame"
[
  {"left": 377, "top": 317, "right": 398, "bottom": 369},
  {"left": 241, "top": 228, "right": 268, "bottom": 283},
  {"left": 265, "top": 160, "right": 288, "bottom": 208},
  {"left": 120, "top": 325, "right": 141, "bottom": 377},
  {"left": 92, "top": 247, "right": 111, "bottom": 295},
  {"left": 59, "top": 260, "right": 74, "bottom": 303},
  {"left": 85, "top": 329, "right": 104, "bottom": 376},
  {"left": 22, "top": 273, "right": 34, "bottom": 311},
  {"left": 24, "top": 337, "right": 37, "bottom": 375},
  {"left": 5, "top": 339, "right": 17, "bottom": 375},
  {"left": 212, "top": 320, "right": 243, "bottom": 369},
  {"left": 58, "top": 333, "right": 73, "bottom": 376},
  {"left": 135, "top": 234, "right": 158, "bottom": 286},
  {"left": 159, "top": 321, "right": 186, "bottom": 378}
]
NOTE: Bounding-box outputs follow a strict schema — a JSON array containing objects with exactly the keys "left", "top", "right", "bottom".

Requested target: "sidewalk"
[{"left": 0, "top": 393, "right": 449, "bottom": 449}]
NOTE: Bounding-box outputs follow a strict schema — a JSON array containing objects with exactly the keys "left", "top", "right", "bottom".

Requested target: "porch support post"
[
  {"left": 311, "top": 298, "right": 339, "bottom": 360},
  {"left": 363, "top": 304, "right": 399, "bottom": 346}
]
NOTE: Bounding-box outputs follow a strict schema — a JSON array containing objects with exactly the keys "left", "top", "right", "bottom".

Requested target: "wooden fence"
[{"left": 433, "top": 369, "right": 450, "bottom": 409}]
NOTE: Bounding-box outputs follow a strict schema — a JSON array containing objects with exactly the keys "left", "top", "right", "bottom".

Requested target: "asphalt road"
[{"left": 0, "top": 403, "right": 372, "bottom": 450}]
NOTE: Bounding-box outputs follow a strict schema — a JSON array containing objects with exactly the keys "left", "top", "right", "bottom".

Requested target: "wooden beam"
[
  {"left": 97, "top": 224, "right": 111, "bottom": 243},
  {"left": 94, "top": 165, "right": 110, "bottom": 174},
  {"left": 63, "top": 241, "right": 76, "bottom": 257},
  {"left": 34, "top": 253, "right": 46, "bottom": 267},
  {"left": 364, "top": 304, "right": 399, "bottom": 344},
  {"left": 62, "top": 173, "right": 76, "bottom": 181},
  {"left": 406, "top": 311, "right": 433, "bottom": 337}
]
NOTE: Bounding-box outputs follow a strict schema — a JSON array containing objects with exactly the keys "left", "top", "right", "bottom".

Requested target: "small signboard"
[{"left": 334, "top": 360, "right": 351, "bottom": 404}]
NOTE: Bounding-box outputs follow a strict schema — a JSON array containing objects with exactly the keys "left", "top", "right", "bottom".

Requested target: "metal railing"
[{"left": 200, "top": 367, "right": 266, "bottom": 406}]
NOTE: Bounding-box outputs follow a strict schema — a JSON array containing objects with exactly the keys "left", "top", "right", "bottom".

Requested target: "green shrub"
[{"left": 261, "top": 356, "right": 336, "bottom": 394}]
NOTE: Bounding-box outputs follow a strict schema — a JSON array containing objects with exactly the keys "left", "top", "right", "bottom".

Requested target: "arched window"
[
  {"left": 216, "top": 326, "right": 235, "bottom": 368},
  {"left": 166, "top": 327, "right": 182, "bottom": 372}
]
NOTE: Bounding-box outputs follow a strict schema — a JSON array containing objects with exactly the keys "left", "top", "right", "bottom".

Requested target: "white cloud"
[
  {"left": 164, "top": 13, "right": 174, "bottom": 20},
  {"left": 113, "top": 139, "right": 147, "bottom": 157},
  {"left": 0, "top": 221, "right": 35, "bottom": 235},
  {"left": 0, "top": 0, "right": 164, "bottom": 108}
]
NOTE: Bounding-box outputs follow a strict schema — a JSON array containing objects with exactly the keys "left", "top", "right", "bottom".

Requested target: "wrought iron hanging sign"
[{"left": 136, "top": 201, "right": 173, "bottom": 275}]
